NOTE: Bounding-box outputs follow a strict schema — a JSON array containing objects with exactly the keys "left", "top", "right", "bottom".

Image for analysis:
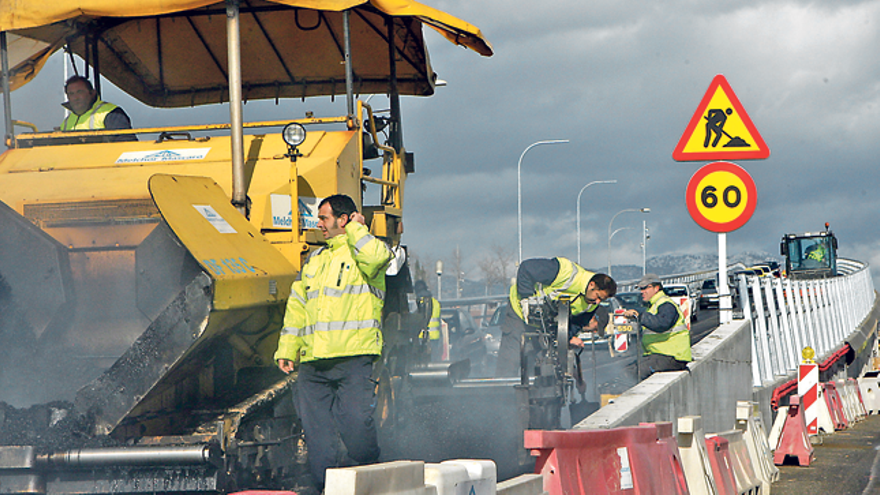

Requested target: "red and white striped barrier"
[{"left": 798, "top": 362, "right": 819, "bottom": 436}]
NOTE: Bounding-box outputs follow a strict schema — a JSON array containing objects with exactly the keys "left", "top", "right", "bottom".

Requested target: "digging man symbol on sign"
[{"left": 704, "top": 108, "right": 750, "bottom": 148}]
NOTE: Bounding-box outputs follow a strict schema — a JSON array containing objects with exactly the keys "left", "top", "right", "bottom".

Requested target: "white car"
[{"left": 663, "top": 283, "right": 699, "bottom": 328}]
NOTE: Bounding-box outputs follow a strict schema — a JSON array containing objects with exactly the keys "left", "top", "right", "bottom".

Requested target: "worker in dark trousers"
[
  {"left": 623, "top": 273, "right": 692, "bottom": 379},
  {"left": 414, "top": 280, "right": 442, "bottom": 360},
  {"left": 275, "top": 194, "right": 391, "bottom": 493},
  {"left": 495, "top": 257, "right": 616, "bottom": 377}
]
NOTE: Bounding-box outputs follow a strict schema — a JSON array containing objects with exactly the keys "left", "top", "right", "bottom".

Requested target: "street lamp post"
[
  {"left": 608, "top": 227, "right": 634, "bottom": 278},
  {"left": 518, "top": 139, "right": 569, "bottom": 264},
  {"left": 607, "top": 207, "right": 650, "bottom": 275},
  {"left": 576, "top": 180, "right": 617, "bottom": 265},
  {"left": 641, "top": 220, "right": 650, "bottom": 276},
  {"left": 435, "top": 260, "right": 443, "bottom": 299}
]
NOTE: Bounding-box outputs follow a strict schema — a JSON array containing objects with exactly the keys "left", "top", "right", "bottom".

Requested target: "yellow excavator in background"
[{"left": 0, "top": 1, "right": 496, "bottom": 492}]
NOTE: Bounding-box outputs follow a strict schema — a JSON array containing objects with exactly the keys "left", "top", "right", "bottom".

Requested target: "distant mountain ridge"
[{"left": 594, "top": 251, "right": 780, "bottom": 283}]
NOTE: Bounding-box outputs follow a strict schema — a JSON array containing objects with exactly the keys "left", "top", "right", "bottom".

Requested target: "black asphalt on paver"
[{"left": 772, "top": 413, "right": 880, "bottom": 495}]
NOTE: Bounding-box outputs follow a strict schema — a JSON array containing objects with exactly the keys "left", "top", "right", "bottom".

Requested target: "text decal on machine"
[
  {"left": 116, "top": 148, "right": 211, "bottom": 164},
  {"left": 193, "top": 204, "right": 237, "bottom": 234},
  {"left": 202, "top": 257, "right": 256, "bottom": 276}
]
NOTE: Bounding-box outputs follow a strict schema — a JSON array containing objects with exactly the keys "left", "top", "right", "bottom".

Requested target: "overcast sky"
[{"left": 7, "top": 0, "right": 880, "bottom": 287}]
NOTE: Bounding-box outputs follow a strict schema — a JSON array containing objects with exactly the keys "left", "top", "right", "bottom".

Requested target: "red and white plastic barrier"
[
  {"left": 707, "top": 430, "right": 761, "bottom": 495},
  {"left": 525, "top": 422, "right": 689, "bottom": 495},
  {"left": 857, "top": 371, "right": 880, "bottom": 415},
  {"left": 676, "top": 416, "right": 718, "bottom": 495},
  {"left": 850, "top": 377, "right": 870, "bottom": 418},
  {"left": 815, "top": 382, "right": 836, "bottom": 434},
  {"left": 822, "top": 382, "right": 848, "bottom": 430},
  {"left": 735, "top": 401, "right": 779, "bottom": 491},
  {"left": 704, "top": 435, "right": 737, "bottom": 495},
  {"left": 772, "top": 395, "right": 814, "bottom": 466}
]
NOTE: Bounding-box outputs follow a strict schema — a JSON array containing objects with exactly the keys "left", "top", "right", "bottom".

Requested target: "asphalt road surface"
[{"left": 772, "top": 414, "right": 880, "bottom": 495}]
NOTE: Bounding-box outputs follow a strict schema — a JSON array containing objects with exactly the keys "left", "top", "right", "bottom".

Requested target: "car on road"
[
  {"left": 700, "top": 278, "right": 719, "bottom": 309},
  {"left": 441, "top": 307, "right": 497, "bottom": 377},
  {"left": 664, "top": 283, "right": 699, "bottom": 325},
  {"left": 615, "top": 292, "right": 644, "bottom": 312}
]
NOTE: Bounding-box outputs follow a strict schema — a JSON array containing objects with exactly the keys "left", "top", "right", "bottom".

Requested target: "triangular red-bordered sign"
[{"left": 673, "top": 75, "right": 769, "bottom": 161}]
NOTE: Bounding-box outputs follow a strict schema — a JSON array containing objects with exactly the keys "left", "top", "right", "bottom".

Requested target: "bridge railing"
[{"left": 736, "top": 258, "right": 876, "bottom": 387}]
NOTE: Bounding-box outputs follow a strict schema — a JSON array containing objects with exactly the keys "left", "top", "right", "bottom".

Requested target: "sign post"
[{"left": 675, "top": 75, "right": 769, "bottom": 324}]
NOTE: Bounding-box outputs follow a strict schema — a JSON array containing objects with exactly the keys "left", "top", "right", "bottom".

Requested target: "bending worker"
[
  {"left": 275, "top": 194, "right": 391, "bottom": 493},
  {"left": 495, "top": 257, "right": 617, "bottom": 377},
  {"left": 623, "top": 273, "right": 692, "bottom": 380}
]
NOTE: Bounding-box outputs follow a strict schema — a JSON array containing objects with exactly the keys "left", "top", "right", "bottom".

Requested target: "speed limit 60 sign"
[{"left": 686, "top": 161, "right": 757, "bottom": 233}]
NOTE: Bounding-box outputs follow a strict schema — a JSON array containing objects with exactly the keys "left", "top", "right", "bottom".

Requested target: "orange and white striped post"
[{"left": 798, "top": 346, "right": 819, "bottom": 435}]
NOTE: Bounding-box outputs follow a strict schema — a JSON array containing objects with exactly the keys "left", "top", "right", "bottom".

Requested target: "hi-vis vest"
[
  {"left": 641, "top": 291, "right": 692, "bottom": 362},
  {"left": 508, "top": 257, "right": 598, "bottom": 323},
  {"left": 427, "top": 297, "right": 441, "bottom": 340},
  {"left": 274, "top": 221, "right": 391, "bottom": 364},
  {"left": 61, "top": 99, "right": 118, "bottom": 131}
]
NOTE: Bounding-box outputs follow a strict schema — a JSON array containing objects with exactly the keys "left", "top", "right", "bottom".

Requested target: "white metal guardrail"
[{"left": 735, "top": 258, "right": 876, "bottom": 387}]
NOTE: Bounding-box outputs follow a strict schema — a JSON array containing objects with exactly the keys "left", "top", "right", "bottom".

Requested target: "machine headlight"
[{"left": 282, "top": 123, "right": 307, "bottom": 147}]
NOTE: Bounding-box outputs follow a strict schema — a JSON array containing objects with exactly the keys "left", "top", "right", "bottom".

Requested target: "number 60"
[{"left": 701, "top": 185, "right": 741, "bottom": 208}]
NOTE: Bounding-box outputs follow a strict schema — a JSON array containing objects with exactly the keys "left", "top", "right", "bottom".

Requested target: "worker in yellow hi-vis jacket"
[{"left": 274, "top": 194, "right": 391, "bottom": 493}]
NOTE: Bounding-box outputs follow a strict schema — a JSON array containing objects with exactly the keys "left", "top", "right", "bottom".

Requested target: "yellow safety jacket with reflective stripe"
[
  {"left": 274, "top": 221, "right": 391, "bottom": 363},
  {"left": 807, "top": 245, "right": 826, "bottom": 262},
  {"left": 427, "top": 297, "right": 441, "bottom": 340},
  {"left": 61, "top": 99, "right": 118, "bottom": 130},
  {"left": 508, "top": 257, "right": 598, "bottom": 322},
  {"left": 641, "top": 291, "right": 692, "bottom": 362}
]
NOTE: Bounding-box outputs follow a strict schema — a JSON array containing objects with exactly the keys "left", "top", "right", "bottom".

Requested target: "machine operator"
[{"left": 60, "top": 75, "right": 136, "bottom": 140}]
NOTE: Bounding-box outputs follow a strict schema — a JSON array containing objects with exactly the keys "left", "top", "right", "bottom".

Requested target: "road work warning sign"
[{"left": 673, "top": 74, "right": 769, "bottom": 161}]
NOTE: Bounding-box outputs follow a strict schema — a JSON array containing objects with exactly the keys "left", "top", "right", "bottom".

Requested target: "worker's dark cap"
[{"left": 636, "top": 273, "right": 661, "bottom": 289}]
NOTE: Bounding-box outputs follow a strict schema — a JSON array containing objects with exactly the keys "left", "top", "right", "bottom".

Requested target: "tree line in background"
[{"left": 409, "top": 244, "right": 515, "bottom": 300}]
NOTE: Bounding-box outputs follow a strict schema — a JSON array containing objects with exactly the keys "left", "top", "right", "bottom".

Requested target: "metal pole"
[
  {"left": 226, "top": 0, "right": 246, "bottom": 215},
  {"left": 38, "top": 445, "right": 217, "bottom": 467},
  {"left": 91, "top": 36, "right": 101, "bottom": 97},
  {"left": 435, "top": 260, "right": 443, "bottom": 300},
  {"left": 719, "top": 232, "right": 731, "bottom": 324},
  {"left": 518, "top": 139, "right": 568, "bottom": 264},
  {"left": 0, "top": 32, "right": 13, "bottom": 148},
  {"left": 608, "top": 227, "right": 634, "bottom": 277},
  {"left": 576, "top": 180, "right": 616, "bottom": 265},
  {"left": 387, "top": 17, "right": 402, "bottom": 151},
  {"left": 642, "top": 220, "right": 647, "bottom": 276},
  {"left": 590, "top": 332, "right": 597, "bottom": 402},
  {"left": 344, "top": 10, "right": 354, "bottom": 119}
]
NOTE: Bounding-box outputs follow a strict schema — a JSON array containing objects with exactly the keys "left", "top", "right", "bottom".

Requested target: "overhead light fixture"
[
  {"left": 282, "top": 123, "right": 307, "bottom": 162},
  {"left": 282, "top": 122, "right": 307, "bottom": 147}
]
